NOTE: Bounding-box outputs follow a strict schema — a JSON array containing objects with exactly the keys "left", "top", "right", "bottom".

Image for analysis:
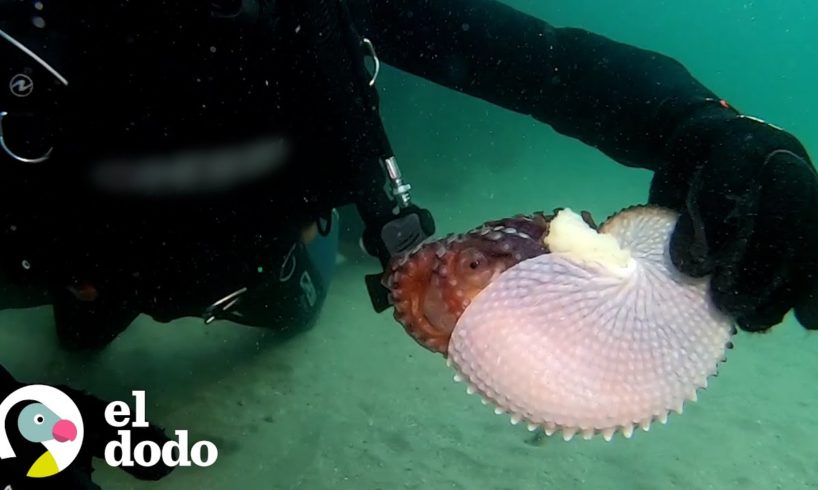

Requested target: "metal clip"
[
  {"left": 0, "top": 112, "right": 52, "bottom": 163},
  {"left": 383, "top": 156, "right": 412, "bottom": 208},
  {"left": 202, "top": 286, "right": 248, "bottom": 324},
  {"left": 737, "top": 114, "right": 785, "bottom": 132},
  {"left": 362, "top": 37, "right": 380, "bottom": 87},
  {"left": 0, "top": 28, "right": 69, "bottom": 86}
]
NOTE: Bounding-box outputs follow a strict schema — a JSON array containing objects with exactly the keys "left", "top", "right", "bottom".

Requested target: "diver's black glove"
[{"left": 649, "top": 105, "right": 818, "bottom": 331}]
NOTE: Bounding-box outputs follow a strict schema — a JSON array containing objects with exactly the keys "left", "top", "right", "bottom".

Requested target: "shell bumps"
[{"left": 446, "top": 206, "right": 735, "bottom": 441}]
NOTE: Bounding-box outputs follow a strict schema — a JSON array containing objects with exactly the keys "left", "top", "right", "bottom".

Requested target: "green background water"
[
  {"left": 384, "top": 0, "right": 817, "bottom": 208},
  {"left": 2, "top": 1, "right": 817, "bottom": 488}
]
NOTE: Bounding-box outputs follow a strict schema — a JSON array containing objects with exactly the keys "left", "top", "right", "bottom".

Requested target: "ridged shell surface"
[{"left": 447, "top": 206, "right": 734, "bottom": 440}]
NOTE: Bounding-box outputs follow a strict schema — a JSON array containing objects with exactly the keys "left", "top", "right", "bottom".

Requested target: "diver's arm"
[
  {"left": 348, "top": 0, "right": 818, "bottom": 331},
  {"left": 347, "top": 0, "right": 723, "bottom": 171}
]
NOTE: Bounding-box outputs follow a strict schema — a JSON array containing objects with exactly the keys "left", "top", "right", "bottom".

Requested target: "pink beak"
[{"left": 52, "top": 419, "right": 77, "bottom": 443}]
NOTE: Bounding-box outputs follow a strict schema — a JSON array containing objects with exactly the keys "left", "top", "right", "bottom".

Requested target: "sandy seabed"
[
  {"left": 2, "top": 266, "right": 818, "bottom": 490},
  {"left": 2, "top": 149, "right": 818, "bottom": 490}
]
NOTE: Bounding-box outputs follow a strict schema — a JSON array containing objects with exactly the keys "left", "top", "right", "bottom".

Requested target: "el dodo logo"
[
  {"left": 0, "top": 385, "right": 84, "bottom": 478},
  {"left": 0, "top": 387, "right": 217, "bottom": 480},
  {"left": 104, "top": 391, "right": 218, "bottom": 469}
]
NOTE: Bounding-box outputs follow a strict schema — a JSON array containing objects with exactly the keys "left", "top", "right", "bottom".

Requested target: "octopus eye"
[{"left": 460, "top": 249, "right": 488, "bottom": 273}]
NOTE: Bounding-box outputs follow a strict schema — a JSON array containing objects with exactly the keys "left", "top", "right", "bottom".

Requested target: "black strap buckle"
[{"left": 362, "top": 204, "right": 435, "bottom": 313}]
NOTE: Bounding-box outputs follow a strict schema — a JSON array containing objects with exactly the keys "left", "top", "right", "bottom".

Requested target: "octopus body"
[
  {"left": 384, "top": 205, "right": 735, "bottom": 441},
  {"left": 385, "top": 213, "right": 555, "bottom": 354}
]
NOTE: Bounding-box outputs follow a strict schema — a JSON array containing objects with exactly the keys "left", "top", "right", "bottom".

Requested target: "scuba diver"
[{"left": 0, "top": 0, "right": 816, "bottom": 487}]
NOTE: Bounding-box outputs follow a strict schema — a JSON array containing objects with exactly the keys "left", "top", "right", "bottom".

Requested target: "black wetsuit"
[
  {"left": 0, "top": 1, "right": 779, "bottom": 487},
  {"left": 0, "top": 0, "right": 725, "bottom": 344}
]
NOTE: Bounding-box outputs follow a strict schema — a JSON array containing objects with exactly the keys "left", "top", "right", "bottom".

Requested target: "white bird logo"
[{"left": 0, "top": 385, "right": 84, "bottom": 478}]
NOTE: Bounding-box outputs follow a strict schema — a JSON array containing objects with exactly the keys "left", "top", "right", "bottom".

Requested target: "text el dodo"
[{"left": 103, "top": 391, "right": 217, "bottom": 468}]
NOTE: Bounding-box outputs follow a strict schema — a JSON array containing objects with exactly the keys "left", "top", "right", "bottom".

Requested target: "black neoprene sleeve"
[{"left": 347, "top": 0, "right": 725, "bottom": 171}]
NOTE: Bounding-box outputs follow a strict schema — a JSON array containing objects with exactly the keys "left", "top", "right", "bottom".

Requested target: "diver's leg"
[
  {"left": 0, "top": 266, "right": 136, "bottom": 352},
  {"left": 226, "top": 212, "right": 339, "bottom": 334},
  {"left": 52, "top": 284, "right": 140, "bottom": 351}
]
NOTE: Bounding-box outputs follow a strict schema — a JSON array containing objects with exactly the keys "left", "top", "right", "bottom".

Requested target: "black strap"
[{"left": 289, "top": 0, "right": 435, "bottom": 311}]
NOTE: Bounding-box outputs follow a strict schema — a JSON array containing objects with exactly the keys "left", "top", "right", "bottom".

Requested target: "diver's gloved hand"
[{"left": 649, "top": 106, "right": 818, "bottom": 331}]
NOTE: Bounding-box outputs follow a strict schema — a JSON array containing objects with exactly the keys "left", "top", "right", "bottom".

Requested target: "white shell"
[{"left": 447, "top": 206, "right": 734, "bottom": 439}]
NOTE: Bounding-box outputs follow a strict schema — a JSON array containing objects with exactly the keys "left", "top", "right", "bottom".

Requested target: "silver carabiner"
[
  {"left": 202, "top": 286, "right": 248, "bottom": 324},
  {"left": 362, "top": 37, "right": 380, "bottom": 87},
  {"left": 1, "top": 26, "right": 68, "bottom": 164},
  {"left": 0, "top": 112, "right": 52, "bottom": 163}
]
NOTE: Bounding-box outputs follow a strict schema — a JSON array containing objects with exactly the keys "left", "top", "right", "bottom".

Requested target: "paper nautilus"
[{"left": 385, "top": 205, "right": 735, "bottom": 441}]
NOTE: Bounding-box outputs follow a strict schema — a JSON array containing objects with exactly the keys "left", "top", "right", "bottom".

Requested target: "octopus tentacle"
[
  {"left": 387, "top": 241, "right": 452, "bottom": 354},
  {"left": 386, "top": 213, "right": 551, "bottom": 354}
]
